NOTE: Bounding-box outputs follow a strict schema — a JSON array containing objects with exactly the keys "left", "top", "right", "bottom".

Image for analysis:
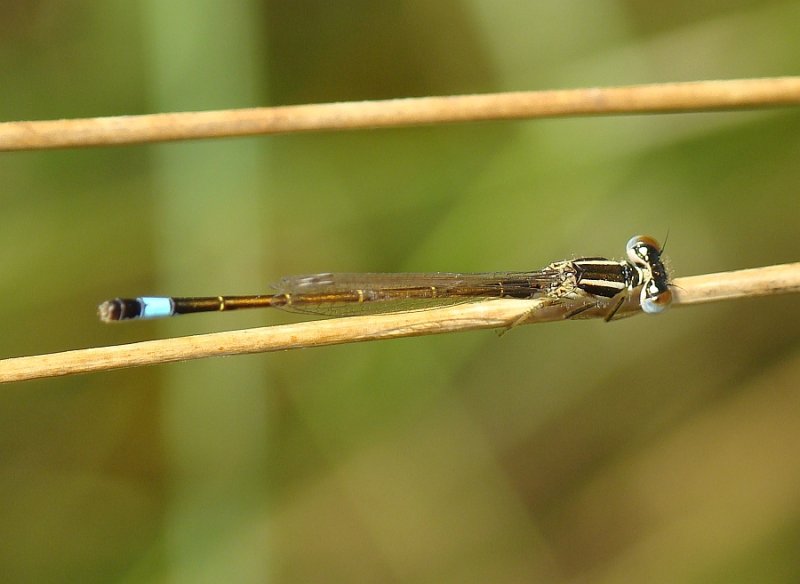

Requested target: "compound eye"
[
  {"left": 626, "top": 235, "right": 661, "bottom": 265},
  {"left": 640, "top": 285, "right": 672, "bottom": 314},
  {"left": 625, "top": 235, "right": 658, "bottom": 265}
]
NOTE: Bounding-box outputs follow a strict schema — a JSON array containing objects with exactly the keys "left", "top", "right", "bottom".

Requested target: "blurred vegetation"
[{"left": 1, "top": 1, "right": 800, "bottom": 583}]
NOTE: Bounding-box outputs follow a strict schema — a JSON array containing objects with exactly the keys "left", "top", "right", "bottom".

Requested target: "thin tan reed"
[{"left": 1, "top": 263, "right": 798, "bottom": 383}]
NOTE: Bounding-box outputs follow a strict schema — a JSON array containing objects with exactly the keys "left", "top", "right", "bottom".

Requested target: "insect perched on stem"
[{"left": 98, "top": 235, "right": 671, "bottom": 324}]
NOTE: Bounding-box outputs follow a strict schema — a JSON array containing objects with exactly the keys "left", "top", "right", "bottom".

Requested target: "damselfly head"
[{"left": 625, "top": 235, "right": 672, "bottom": 314}]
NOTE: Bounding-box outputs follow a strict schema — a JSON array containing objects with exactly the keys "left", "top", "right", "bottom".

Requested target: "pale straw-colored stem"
[
  {"left": 1, "top": 263, "right": 798, "bottom": 384},
  {"left": 2, "top": 77, "right": 800, "bottom": 151}
]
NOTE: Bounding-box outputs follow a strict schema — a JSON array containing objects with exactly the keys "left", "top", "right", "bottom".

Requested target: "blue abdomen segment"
[{"left": 138, "top": 297, "right": 175, "bottom": 319}]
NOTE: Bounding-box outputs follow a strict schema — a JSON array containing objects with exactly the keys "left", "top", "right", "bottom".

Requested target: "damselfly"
[{"left": 98, "top": 235, "right": 671, "bottom": 323}]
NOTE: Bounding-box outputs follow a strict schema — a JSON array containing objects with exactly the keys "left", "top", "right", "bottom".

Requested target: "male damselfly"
[{"left": 98, "top": 235, "right": 671, "bottom": 323}]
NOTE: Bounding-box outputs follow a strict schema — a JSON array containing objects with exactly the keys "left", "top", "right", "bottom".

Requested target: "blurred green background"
[{"left": 2, "top": 1, "right": 800, "bottom": 582}]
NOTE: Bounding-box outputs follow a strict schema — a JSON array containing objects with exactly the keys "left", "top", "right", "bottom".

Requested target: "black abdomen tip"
[{"left": 98, "top": 298, "right": 142, "bottom": 322}]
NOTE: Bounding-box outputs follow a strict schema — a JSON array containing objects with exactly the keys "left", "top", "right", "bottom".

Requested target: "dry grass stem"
[
  {"left": 2, "top": 77, "right": 800, "bottom": 151},
  {"left": 1, "top": 262, "right": 798, "bottom": 384}
]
